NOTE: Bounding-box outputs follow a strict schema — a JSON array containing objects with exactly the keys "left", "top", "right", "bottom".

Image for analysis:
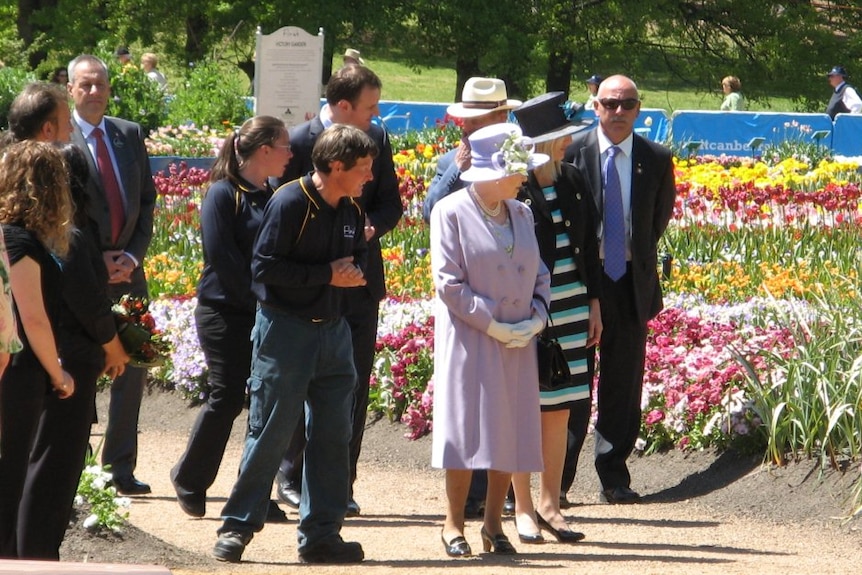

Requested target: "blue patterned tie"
[{"left": 603, "top": 146, "right": 626, "bottom": 281}]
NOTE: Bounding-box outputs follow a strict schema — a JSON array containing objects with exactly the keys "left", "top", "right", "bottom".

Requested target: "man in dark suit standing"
[
  {"left": 274, "top": 64, "right": 403, "bottom": 516},
  {"left": 565, "top": 75, "right": 676, "bottom": 504},
  {"left": 68, "top": 54, "right": 156, "bottom": 496}
]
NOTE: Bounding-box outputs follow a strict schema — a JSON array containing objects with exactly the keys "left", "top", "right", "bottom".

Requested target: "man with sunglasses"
[{"left": 565, "top": 75, "right": 676, "bottom": 505}]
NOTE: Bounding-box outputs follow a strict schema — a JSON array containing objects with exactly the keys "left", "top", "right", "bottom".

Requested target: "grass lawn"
[{"left": 369, "top": 57, "right": 799, "bottom": 113}]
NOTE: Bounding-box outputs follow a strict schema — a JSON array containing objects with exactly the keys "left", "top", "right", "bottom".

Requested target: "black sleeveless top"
[{"left": 2, "top": 224, "right": 63, "bottom": 371}]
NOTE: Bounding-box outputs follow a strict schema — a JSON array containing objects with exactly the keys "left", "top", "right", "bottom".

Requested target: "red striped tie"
[{"left": 92, "top": 127, "right": 125, "bottom": 243}]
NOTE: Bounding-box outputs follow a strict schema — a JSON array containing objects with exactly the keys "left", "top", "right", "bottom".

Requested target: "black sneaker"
[
  {"left": 212, "top": 531, "right": 253, "bottom": 563},
  {"left": 299, "top": 537, "right": 364, "bottom": 564}
]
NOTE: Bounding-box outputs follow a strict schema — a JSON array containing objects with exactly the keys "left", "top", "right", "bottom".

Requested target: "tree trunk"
[
  {"left": 185, "top": 14, "right": 209, "bottom": 63},
  {"left": 454, "top": 56, "right": 481, "bottom": 102},
  {"left": 546, "top": 49, "right": 574, "bottom": 98},
  {"left": 18, "top": 0, "right": 58, "bottom": 69}
]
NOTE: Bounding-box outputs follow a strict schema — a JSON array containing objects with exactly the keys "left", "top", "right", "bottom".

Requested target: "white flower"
[
  {"left": 114, "top": 497, "right": 132, "bottom": 508},
  {"left": 83, "top": 514, "right": 100, "bottom": 530},
  {"left": 634, "top": 437, "right": 647, "bottom": 451}
]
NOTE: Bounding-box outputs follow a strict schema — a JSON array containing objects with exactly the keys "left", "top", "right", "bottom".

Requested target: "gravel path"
[{"left": 75, "top": 390, "right": 859, "bottom": 574}]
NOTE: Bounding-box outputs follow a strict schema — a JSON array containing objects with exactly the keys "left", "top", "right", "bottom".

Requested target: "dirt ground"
[{"left": 58, "top": 387, "right": 862, "bottom": 574}]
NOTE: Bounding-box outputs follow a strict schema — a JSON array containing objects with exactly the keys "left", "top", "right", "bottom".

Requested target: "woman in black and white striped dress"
[{"left": 511, "top": 92, "right": 603, "bottom": 544}]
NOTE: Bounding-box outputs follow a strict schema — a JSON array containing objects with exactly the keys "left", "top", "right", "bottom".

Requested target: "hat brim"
[
  {"left": 460, "top": 153, "right": 550, "bottom": 182},
  {"left": 527, "top": 119, "right": 595, "bottom": 144},
  {"left": 446, "top": 99, "right": 523, "bottom": 119}
]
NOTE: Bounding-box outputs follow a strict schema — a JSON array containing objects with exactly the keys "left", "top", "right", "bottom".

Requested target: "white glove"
[
  {"left": 486, "top": 319, "right": 518, "bottom": 344},
  {"left": 505, "top": 335, "right": 533, "bottom": 349},
  {"left": 509, "top": 315, "right": 545, "bottom": 339}
]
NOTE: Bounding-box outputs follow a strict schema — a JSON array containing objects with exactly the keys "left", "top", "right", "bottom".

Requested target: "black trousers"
[
  {"left": 280, "top": 290, "right": 380, "bottom": 494},
  {"left": 171, "top": 303, "right": 254, "bottom": 496},
  {"left": 593, "top": 270, "right": 648, "bottom": 490},
  {"left": 0, "top": 363, "right": 49, "bottom": 557},
  {"left": 102, "top": 280, "right": 148, "bottom": 480},
  {"left": 561, "top": 397, "right": 593, "bottom": 494},
  {"left": 17, "top": 348, "right": 100, "bottom": 559}
]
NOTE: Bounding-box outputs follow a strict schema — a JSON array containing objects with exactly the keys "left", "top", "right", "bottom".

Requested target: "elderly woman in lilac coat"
[{"left": 430, "top": 123, "right": 551, "bottom": 558}]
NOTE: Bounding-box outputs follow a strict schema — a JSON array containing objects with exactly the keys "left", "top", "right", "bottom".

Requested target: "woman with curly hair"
[{"left": 0, "top": 140, "right": 75, "bottom": 557}]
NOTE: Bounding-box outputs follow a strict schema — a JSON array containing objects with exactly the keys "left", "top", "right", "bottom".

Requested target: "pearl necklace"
[{"left": 468, "top": 184, "right": 502, "bottom": 217}]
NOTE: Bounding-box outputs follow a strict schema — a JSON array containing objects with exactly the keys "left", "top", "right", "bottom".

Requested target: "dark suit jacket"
[
  {"left": 565, "top": 130, "right": 676, "bottom": 323},
  {"left": 71, "top": 116, "right": 156, "bottom": 297},
  {"left": 518, "top": 164, "right": 602, "bottom": 300},
  {"left": 422, "top": 148, "right": 462, "bottom": 223},
  {"left": 278, "top": 116, "right": 403, "bottom": 301}
]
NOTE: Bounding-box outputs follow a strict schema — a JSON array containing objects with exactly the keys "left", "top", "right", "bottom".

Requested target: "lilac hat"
[{"left": 460, "top": 123, "right": 549, "bottom": 182}]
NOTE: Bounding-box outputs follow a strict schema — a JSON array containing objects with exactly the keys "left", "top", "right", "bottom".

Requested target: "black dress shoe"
[
  {"left": 600, "top": 486, "right": 641, "bottom": 504},
  {"left": 441, "top": 532, "right": 472, "bottom": 557},
  {"left": 536, "top": 513, "right": 585, "bottom": 543},
  {"left": 513, "top": 515, "right": 544, "bottom": 543},
  {"left": 480, "top": 527, "right": 516, "bottom": 554},
  {"left": 266, "top": 500, "right": 288, "bottom": 523},
  {"left": 502, "top": 496, "right": 515, "bottom": 516},
  {"left": 275, "top": 471, "right": 301, "bottom": 509},
  {"left": 299, "top": 536, "right": 364, "bottom": 564},
  {"left": 170, "top": 469, "right": 204, "bottom": 517},
  {"left": 464, "top": 498, "right": 485, "bottom": 519},
  {"left": 114, "top": 475, "right": 151, "bottom": 496},
  {"left": 346, "top": 498, "right": 361, "bottom": 517}
]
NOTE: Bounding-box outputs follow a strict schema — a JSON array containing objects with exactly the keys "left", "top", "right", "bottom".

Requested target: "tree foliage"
[{"left": 6, "top": 1, "right": 862, "bottom": 111}]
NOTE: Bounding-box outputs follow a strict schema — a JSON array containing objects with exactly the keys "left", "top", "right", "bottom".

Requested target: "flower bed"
[{"left": 143, "top": 122, "right": 862, "bottom": 513}]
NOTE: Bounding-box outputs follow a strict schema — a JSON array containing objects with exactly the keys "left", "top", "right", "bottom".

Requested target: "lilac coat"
[{"left": 430, "top": 188, "right": 550, "bottom": 472}]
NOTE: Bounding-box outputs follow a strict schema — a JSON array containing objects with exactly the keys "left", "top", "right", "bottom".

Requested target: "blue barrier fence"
[{"left": 373, "top": 102, "right": 852, "bottom": 159}]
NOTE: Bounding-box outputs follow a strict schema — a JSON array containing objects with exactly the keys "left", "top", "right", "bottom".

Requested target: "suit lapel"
[
  {"left": 630, "top": 136, "right": 647, "bottom": 225},
  {"left": 581, "top": 131, "right": 602, "bottom": 217}
]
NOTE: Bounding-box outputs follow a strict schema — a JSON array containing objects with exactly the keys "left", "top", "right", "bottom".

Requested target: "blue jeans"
[{"left": 219, "top": 306, "right": 355, "bottom": 550}]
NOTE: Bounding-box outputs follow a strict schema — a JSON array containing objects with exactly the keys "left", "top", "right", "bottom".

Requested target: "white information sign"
[{"left": 254, "top": 26, "right": 324, "bottom": 127}]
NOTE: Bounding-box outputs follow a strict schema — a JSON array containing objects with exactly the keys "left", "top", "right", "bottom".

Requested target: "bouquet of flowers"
[{"left": 113, "top": 295, "right": 170, "bottom": 367}]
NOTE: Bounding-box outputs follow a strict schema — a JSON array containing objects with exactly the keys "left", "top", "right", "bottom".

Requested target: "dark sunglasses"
[{"left": 598, "top": 98, "right": 640, "bottom": 111}]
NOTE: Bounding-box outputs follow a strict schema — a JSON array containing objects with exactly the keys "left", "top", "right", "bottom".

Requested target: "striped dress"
[{"left": 539, "top": 185, "right": 592, "bottom": 411}]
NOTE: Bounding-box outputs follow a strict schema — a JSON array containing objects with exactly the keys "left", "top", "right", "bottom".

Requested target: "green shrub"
[
  {"left": 166, "top": 60, "right": 250, "bottom": 128},
  {"left": 107, "top": 62, "right": 168, "bottom": 133},
  {"left": 0, "top": 67, "right": 37, "bottom": 129}
]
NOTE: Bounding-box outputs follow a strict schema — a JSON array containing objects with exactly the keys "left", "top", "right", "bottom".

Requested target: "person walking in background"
[
  {"left": 431, "top": 122, "right": 550, "bottom": 558},
  {"left": 422, "top": 77, "right": 521, "bottom": 223},
  {"left": 114, "top": 46, "right": 132, "bottom": 66},
  {"left": 274, "top": 64, "right": 402, "bottom": 518},
  {"left": 171, "top": 116, "right": 292, "bottom": 521},
  {"left": 68, "top": 54, "right": 157, "bottom": 497},
  {"left": 565, "top": 75, "right": 676, "bottom": 505},
  {"left": 49, "top": 67, "right": 68, "bottom": 85},
  {"left": 141, "top": 53, "right": 167, "bottom": 90},
  {"left": 826, "top": 65, "right": 862, "bottom": 119},
  {"left": 585, "top": 74, "right": 603, "bottom": 108},
  {"left": 212, "top": 125, "right": 373, "bottom": 565},
  {"left": 510, "top": 92, "right": 600, "bottom": 544},
  {"left": 720, "top": 76, "right": 745, "bottom": 111},
  {"left": 0, "top": 141, "right": 75, "bottom": 557},
  {"left": 342, "top": 49, "right": 364, "bottom": 66}
]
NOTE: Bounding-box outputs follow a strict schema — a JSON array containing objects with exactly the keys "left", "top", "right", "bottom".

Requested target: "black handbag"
[{"left": 536, "top": 297, "right": 571, "bottom": 391}]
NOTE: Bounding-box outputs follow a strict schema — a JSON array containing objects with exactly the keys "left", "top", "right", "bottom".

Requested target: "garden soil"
[{"left": 58, "top": 387, "right": 862, "bottom": 574}]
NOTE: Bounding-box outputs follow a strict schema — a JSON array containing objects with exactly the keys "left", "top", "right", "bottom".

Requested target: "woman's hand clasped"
[{"left": 52, "top": 370, "right": 75, "bottom": 399}]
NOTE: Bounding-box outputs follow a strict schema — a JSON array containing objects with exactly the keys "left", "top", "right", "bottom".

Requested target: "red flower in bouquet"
[{"left": 112, "top": 295, "right": 171, "bottom": 367}]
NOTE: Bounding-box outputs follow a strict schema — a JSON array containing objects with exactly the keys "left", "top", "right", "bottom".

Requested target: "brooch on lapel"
[{"left": 112, "top": 135, "right": 125, "bottom": 149}]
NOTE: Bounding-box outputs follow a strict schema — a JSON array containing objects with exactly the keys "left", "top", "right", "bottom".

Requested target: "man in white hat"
[
  {"left": 422, "top": 77, "right": 521, "bottom": 222},
  {"left": 343, "top": 48, "right": 365, "bottom": 66}
]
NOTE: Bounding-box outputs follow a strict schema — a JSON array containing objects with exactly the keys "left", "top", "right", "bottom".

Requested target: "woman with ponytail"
[{"left": 171, "top": 116, "right": 292, "bottom": 519}]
